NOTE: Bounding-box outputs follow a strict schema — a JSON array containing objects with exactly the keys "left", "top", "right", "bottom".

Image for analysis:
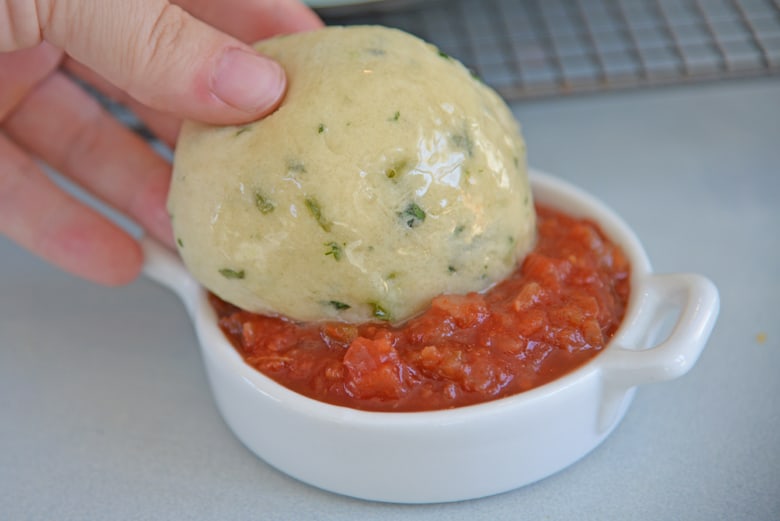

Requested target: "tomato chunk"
[{"left": 212, "top": 205, "right": 630, "bottom": 412}]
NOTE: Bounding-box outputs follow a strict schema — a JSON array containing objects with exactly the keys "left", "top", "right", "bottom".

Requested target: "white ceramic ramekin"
[{"left": 142, "top": 170, "right": 719, "bottom": 504}]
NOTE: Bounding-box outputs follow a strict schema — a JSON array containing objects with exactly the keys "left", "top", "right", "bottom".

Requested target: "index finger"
[
  {"left": 173, "top": 0, "right": 323, "bottom": 43},
  {"left": 34, "top": 0, "right": 290, "bottom": 125}
]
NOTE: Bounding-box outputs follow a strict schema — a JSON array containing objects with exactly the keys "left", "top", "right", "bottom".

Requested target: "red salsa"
[{"left": 210, "top": 205, "right": 630, "bottom": 412}]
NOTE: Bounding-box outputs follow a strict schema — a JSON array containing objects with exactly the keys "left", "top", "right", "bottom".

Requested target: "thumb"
[{"left": 37, "top": 0, "right": 289, "bottom": 124}]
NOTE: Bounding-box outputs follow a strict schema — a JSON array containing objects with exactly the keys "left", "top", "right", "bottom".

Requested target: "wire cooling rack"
[
  {"left": 98, "top": 0, "right": 779, "bottom": 132},
  {"left": 323, "top": 0, "right": 780, "bottom": 100}
]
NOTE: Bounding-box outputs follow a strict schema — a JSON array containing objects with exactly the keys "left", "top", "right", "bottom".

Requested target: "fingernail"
[{"left": 211, "top": 48, "right": 286, "bottom": 114}]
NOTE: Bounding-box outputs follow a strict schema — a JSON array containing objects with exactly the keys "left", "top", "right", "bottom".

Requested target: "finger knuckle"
[
  {"left": 148, "top": 3, "right": 189, "bottom": 56},
  {"left": 126, "top": 3, "right": 189, "bottom": 97},
  {"left": 0, "top": 45, "right": 63, "bottom": 123},
  {"left": 59, "top": 100, "right": 104, "bottom": 174}
]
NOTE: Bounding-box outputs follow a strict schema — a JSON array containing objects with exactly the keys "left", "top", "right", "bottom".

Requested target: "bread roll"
[{"left": 169, "top": 26, "right": 535, "bottom": 323}]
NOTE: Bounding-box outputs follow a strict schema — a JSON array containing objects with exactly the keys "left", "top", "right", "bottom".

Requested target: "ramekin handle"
[
  {"left": 140, "top": 236, "right": 199, "bottom": 305},
  {"left": 601, "top": 273, "right": 719, "bottom": 387}
]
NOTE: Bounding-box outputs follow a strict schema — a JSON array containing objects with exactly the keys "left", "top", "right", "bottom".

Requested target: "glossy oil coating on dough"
[{"left": 169, "top": 26, "right": 535, "bottom": 324}]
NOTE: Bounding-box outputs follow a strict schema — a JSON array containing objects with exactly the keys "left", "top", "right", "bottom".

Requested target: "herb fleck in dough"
[{"left": 168, "top": 26, "right": 536, "bottom": 324}]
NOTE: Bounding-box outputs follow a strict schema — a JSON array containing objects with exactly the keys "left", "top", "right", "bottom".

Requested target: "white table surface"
[{"left": 2, "top": 77, "right": 778, "bottom": 520}]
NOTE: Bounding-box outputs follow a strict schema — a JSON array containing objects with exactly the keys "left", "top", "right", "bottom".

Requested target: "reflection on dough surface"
[{"left": 169, "top": 26, "right": 535, "bottom": 323}]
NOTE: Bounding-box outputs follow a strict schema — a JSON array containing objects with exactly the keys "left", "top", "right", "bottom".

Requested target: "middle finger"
[
  {"left": 3, "top": 71, "right": 175, "bottom": 247},
  {"left": 63, "top": 57, "right": 182, "bottom": 147}
]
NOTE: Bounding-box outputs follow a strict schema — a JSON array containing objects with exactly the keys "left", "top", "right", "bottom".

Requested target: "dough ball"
[{"left": 169, "top": 26, "right": 535, "bottom": 324}]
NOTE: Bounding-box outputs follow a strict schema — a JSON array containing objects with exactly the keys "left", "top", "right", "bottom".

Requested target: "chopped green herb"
[
  {"left": 399, "top": 202, "right": 426, "bottom": 228},
  {"left": 438, "top": 49, "right": 452, "bottom": 60},
  {"left": 317, "top": 123, "right": 326, "bottom": 134},
  {"left": 448, "top": 265, "right": 457, "bottom": 273},
  {"left": 328, "top": 300, "right": 351, "bottom": 310},
  {"left": 176, "top": 238, "right": 183, "bottom": 248},
  {"left": 470, "top": 69, "right": 482, "bottom": 82},
  {"left": 219, "top": 268, "right": 245, "bottom": 280},
  {"left": 235, "top": 126, "right": 252, "bottom": 137},
  {"left": 453, "top": 224, "right": 466, "bottom": 236},
  {"left": 305, "top": 196, "right": 332, "bottom": 232},
  {"left": 386, "top": 272, "right": 398, "bottom": 280},
  {"left": 287, "top": 159, "right": 306, "bottom": 173},
  {"left": 324, "top": 241, "right": 343, "bottom": 261},
  {"left": 371, "top": 302, "right": 392, "bottom": 321},
  {"left": 254, "top": 191, "right": 275, "bottom": 214},
  {"left": 389, "top": 110, "right": 400, "bottom": 122},
  {"left": 451, "top": 130, "right": 474, "bottom": 157}
]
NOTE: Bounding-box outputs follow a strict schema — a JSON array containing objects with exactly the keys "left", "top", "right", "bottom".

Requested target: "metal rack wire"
[
  {"left": 324, "top": 0, "right": 780, "bottom": 100},
  {"left": 98, "top": 0, "right": 779, "bottom": 134}
]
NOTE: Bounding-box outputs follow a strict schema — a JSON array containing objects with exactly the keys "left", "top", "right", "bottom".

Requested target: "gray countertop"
[{"left": 1, "top": 77, "right": 778, "bottom": 520}]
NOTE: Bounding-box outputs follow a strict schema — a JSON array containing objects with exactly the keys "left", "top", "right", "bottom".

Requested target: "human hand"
[{"left": 0, "top": 0, "right": 323, "bottom": 285}]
